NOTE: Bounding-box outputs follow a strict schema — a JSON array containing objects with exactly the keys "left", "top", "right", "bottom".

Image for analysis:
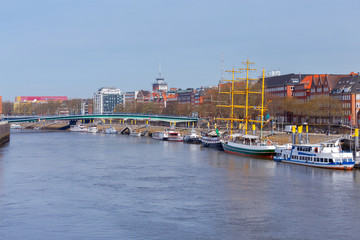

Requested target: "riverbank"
[
  {"left": 0, "top": 122, "right": 10, "bottom": 146},
  {"left": 15, "top": 122, "right": 344, "bottom": 145}
]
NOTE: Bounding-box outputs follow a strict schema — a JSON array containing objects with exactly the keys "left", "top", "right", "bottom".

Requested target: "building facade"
[
  {"left": 122, "top": 91, "right": 139, "bottom": 107},
  {"left": 265, "top": 72, "right": 359, "bottom": 126},
  {"left": 15, "top": 96, "right": 68, "bottom": 103},
  {"left": 331, "top": 73, "right": 360, "bottom": 126},
  {"left": 93, "top": 87, "right": 123, "bottom": 114}
]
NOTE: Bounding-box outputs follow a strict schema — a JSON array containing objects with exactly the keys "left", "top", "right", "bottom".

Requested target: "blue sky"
[{"left": 1, "top": 0, "right": 359, "bottom": 101}]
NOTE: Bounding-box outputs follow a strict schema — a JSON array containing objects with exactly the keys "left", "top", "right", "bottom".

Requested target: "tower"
[{"left": 152, "top": 63, "right": 168, "bottom": 92}]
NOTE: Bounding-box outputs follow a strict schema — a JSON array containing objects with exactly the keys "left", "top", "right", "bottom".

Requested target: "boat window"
[{"left": 329, "top": 159, "right": 333, "bottom": 163}]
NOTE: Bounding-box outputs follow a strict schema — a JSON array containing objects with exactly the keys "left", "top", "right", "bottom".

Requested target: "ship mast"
[
  {"left": 216, "top": 59, "right": 267, "bottom": 137},
  {"left": 216, "top": 67, "right": 241, "bottom": 136}
]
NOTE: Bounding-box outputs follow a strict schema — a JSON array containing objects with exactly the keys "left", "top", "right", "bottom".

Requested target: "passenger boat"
[
  {"left": 88, "top": 126, "right": 99, "bottom": 133},
  {"left": 70, "top": 125, "right": 88, "bottom": 132},
  {"left": 166, "top": 130, "right": 183, "bottom": 142},
  {"left": 183, "top": 128, "right": 201, "bottom": 144},
  {"left": 273, "top": 141, "right": 355, "bottom": 170},
  {"left": 221, "top": 134, "right": 275, "bottom": 158},
  {"left": 200, "top": 131, "right": 223, "bottom": 150}
]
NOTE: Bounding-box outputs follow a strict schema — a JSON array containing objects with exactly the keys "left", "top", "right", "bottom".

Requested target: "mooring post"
[
  {"left": 306, "top": 125, "right": 309, "bottom": 144},
  {"left": 354, "top": 128, "right": 359, "bottom": 164},
  {"left": 298, "top": 125, "right": 303, "bottom": 144},
  {"left": 292, "top": 126, "right": 296, "bottom": 144}
]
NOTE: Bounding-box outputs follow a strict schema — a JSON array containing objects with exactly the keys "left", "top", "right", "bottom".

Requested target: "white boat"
[
  {"left": 70, "top": 125, "right": 88, "bottom": 132},
  {"left": 183, "top": 128, "right": 201, "bottom": 144},
  {"left": 152, "top": 129, "right": 183, "bottom": 142},
  {"left": 10, "top": 124, "right": 24, "bottom": 129},
  {"left": 167, "top": 130, "right": 183, "bottom": 142},
  {"left": 152, "top": 131, "right": 166, "bottom": 140},
  {"left": 88, "top": 126, "right": 99, "bottom": 133},
  {"left": 221, "top": 134, "right": 276, "bottom": 158},
  {"left": 129, "top": 131, "right": 141, "bottom": 137},
  {"left": 104, "top": 127, "right": 117, "bottom": 134},
  {"left": 273, "top": 141, "right": 355, "bottom": 170}
]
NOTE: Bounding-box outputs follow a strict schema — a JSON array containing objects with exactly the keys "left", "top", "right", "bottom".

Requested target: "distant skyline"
[{"left": 1, "top": 0, "right": 359, "bottom": 101}]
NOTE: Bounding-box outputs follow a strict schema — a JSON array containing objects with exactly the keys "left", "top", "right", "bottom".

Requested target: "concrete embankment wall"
[{"left": 0, "top": 123, "right": 10, "bottom": 146}]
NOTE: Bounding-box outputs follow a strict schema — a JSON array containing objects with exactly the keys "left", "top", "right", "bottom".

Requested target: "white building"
[
  {"left": 122, "top": 91, "right": 139, "bottom": 107},
  {"left": 93, "top": 87, "right": 123, "bottom": 114}
]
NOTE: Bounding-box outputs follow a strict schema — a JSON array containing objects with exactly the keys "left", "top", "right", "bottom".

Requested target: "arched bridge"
[{"left": 3, "top": 113, "right": 199, "bottom": 124}]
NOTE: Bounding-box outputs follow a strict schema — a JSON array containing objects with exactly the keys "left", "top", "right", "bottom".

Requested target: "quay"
[{"left": 0, "top": 122, "right": 10, "bottom": 146}]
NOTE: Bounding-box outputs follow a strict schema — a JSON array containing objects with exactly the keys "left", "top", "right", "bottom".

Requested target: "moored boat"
[
  {"left": 183, "top": 128, "right": 201, "bottom": 144},
  {"left": 273, "top": 141, "right": 355, "bottom": 170},
  {"left": 10, "top": 124, "right": 24, "bottom": 129},
  {"left": 167, "top": 130, "right": 183, "bottom": 142},
  {"left": 104, "top": 127, "right": 117, "bottom": 134},
  {"left": 200, "top": 131, "right": 223, "bottom": 150},
  {"left": 152, "top": 131, "right": 167, "bottom": 140},
  {"left": 152, "top": 129, "right": 183, "bottom": 142},
  {"left": 130, "top": 131, "right": 141, "bottom": 137},
  {"left": 222, "top": 134, "right": 275, "bottom": 158},
  {"left": 216, "top": 61, "right": 276, "bottom": 158},
  {"left": 88, "top": 126, "right": 98, "bottom": 133},
  {"left": 70, "top": 125, "right": 88, "bottom": 132}
]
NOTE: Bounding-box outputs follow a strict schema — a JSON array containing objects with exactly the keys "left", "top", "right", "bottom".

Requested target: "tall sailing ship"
[{"left": 217, "top": 60, "right": 276, "bottom": 158}]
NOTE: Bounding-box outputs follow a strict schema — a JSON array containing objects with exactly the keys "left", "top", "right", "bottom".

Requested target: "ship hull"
[{"left": 222, "top": 141, "right": 275, "bottom": 158}]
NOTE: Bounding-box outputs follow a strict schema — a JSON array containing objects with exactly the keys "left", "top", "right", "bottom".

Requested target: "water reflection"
[{"left": 1, "top": 131, "right": 360, "bottom": 239}]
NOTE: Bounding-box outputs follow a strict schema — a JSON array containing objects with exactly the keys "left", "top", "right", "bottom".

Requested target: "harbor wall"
[{"left": 0, "top": 122, "right": 10, "bottom": 146}]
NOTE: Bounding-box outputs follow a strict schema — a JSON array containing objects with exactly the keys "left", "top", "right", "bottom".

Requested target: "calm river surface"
[{"left": 0, "top": 130, "right": 360, "bottom": 240}]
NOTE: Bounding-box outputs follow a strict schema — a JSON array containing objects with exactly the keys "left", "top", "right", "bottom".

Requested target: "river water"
[{"left": 0, "top": 130, "right": 360, "bottom": 240}]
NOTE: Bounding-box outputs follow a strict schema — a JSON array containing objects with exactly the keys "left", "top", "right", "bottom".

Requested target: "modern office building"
[{"left": 93, "top": 87, "right": 123, "bottom": 114}]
